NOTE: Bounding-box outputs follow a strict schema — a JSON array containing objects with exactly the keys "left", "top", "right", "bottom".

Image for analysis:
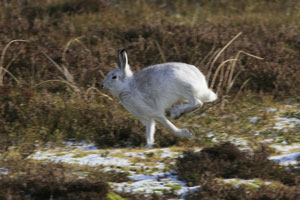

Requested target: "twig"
[
  {"left": 35, "top": 79, "right": 79, "bottom": 92},
  {"left": 209, "top": 59, "right": 237, "bottom": 89},
  {"left": 41, "top": 51, "right": 76, "bottom": 87},
  {"left": 207, "top": 32, "right": 242, "bottom": 82},
  {"left": 233, "top": 78, "right": 251, "bottom": 101},
  {"left": 0, "top": 40, "right": 29, "bottom": 70},
  {"left": 200, "top": 44, "right": 216, "bottom": 66},
  {"left": 41, "top": 51, "right": 64, "bottom": 74},
  {"left": 85, "top": 86, "right": 113, "bottom": 101},
  {"left": 227, "top": 69, "right": 243, "bottom": 93},
  {"left": 226, "top": 50, "right": 263, "bottom": 94},
  {"left": 62, "top": 36, "right": 89, "bottom": 63},
  {"left": 216, "top": 62, "right": 225, "bottom": 95},
  {"left": 99, "top": 70, "right": 105, "bottom": 79},
  {"left": 0, "top": 39, "right": 29, "bottom": 86},
  {"left": 0, "top": 67, "right": 20, "bottom": 84},
  {"left": 154, "top": 40, "right": 166, "bottom": 63}
]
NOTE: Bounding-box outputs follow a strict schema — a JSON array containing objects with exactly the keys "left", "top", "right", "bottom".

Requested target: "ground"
[{"left": 4, "top": 97, "right": 297, "bottom": 199}]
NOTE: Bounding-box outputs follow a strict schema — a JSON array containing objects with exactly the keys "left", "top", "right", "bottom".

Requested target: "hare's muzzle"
[
  {"left": 100, "top": 82, "right": 107, "bottom": 90},
  {"left": 96, "top": 81, "right": 104, "bottom": 89}
]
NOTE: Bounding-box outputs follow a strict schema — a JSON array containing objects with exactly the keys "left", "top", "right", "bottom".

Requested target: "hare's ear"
[
  {"left": 117, "top": 49, "right": 132, "bottom": 77},
  {"left": 118, "top": 49, "right": 128, "bottom": 70}
]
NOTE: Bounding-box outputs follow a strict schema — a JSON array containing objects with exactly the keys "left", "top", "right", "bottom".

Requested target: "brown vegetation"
[
  {"left": 177, "top": 142, "right": 300, "bottom": 200},
  {"left": 1, "top": 0, "right": 300, "bottom": 199},
  {"left": 0, "top": 159, "right": 111, "bottom": 200},
  {"left": 186, "top": 178, "right": 300, "bottom": 200},
  {"left": 0, "top": 0, "right": 299, "bottom": 149},
  {"left": 1, "top": 0, "right": 300, "bottom": 95}
]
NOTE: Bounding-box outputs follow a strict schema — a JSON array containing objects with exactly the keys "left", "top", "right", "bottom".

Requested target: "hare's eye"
[{"left": 112, "top": 75, "right": 117, "bottom": 79}]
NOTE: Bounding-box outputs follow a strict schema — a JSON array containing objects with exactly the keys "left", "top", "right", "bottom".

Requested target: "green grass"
[
  {"left": 107, "top": 192, "right": 128, "bottom": 200},
  {"left": 72, "top": 152, "right": 90, "bottom": 158},
  {"left": 284, "top": 111, "right": 300, "bottom": 119},
  {"left": 165, "top": 184, "right": 182, "bottom": 191}
]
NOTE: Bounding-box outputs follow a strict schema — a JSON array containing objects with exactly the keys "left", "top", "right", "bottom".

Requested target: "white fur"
[{"left": 102, "top": 49, "right": 217, "bottom": 147}]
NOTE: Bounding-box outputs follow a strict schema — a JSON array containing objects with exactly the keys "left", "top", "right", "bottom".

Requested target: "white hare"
[{"left": 102, "top": 49, "right": 217, "bottom": 147}]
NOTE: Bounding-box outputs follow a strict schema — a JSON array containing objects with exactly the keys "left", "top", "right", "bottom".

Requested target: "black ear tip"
[{"left": 119, "top": 49, "right": 127, "bottom": 54}]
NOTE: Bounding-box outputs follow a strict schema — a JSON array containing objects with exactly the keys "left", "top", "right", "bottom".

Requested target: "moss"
[
  {"left": 72, "top": 153, "right": 89, "bottom": 158},
  {"left": 251, "top": 179, "right": 268, "bottom": 187},
  {"left": 55, "top": 152, "right": 67, "bottom": 157},
  {"left": 165, "top": 184, "right": 182, "bottom": 191},
  {"left": 153, "top": 188, "right": 166, "bottom": 192},
  {"left": 107, "top": 192, "right": 128, "bottom": 200}
]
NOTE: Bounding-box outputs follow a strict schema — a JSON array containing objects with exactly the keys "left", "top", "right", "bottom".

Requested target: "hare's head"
[{"left": 101, "top": 49, "right": 133, "bottom": 96}]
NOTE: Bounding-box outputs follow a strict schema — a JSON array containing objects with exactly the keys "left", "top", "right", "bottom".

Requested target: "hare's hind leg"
[
  {"left": 145, "top": 119, "right": 156, "bottom": 148},
  {"left": 155, "top": 116, "right": 194, "bottom": 138},
  {"left": 170, "top": 96, "right": 203, "bottom": 120}
]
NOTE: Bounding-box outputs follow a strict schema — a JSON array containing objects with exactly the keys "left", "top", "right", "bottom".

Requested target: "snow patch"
[
  {"left": 32, "top": 151, "right": 131, "bottom": 167},
  {"left": 269, "top": 152, "right": 300, "bottom": 166},
  {"left": 111, "top": 171, "right": 200, "bottom": 198},
  {"left": 274, "top": 117, "right": 300, "bottom": 130},
  {"left": 30, "top": 143, "right": 197, "bottom": 198},
  {"left": 222, "top": 178, "right": 272, "bottom": 188},
  {"left": 249, "top": 117, "right": 260, "bottom": 123},
  {"left": 265, "top": 108, "right": 277, "bottom": 112},
  {"left": 271, "top": 144, "right": 300, "bottom": 153},
  {"left": 0, "top": 168, "right": 8, "bottom": 175}
]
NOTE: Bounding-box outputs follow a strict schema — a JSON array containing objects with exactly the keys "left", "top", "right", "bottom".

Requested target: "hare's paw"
[
  {"left": 145, "top": 143, "right": 154, "bottom": 148},
  {"left": 178, "top": 129, "right": 194, "bottom": 138},
  {"left": 170, "top": 108, "right": 183, "bottom": 120}
]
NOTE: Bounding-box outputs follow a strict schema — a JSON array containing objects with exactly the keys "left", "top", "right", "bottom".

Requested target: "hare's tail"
[{"left": 199, "top": 88, "right": 217, "bottom": 103}]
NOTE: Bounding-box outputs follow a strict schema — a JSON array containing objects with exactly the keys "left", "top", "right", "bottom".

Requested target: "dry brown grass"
[
  {"left": 0, "top": 0, "right": 300, "bottom": 96},
  {"left": 0, "top": 1, "right": 300, "bottom": 198}
]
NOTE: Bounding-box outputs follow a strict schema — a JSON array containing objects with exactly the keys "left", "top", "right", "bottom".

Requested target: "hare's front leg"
[
  {"left": 145, "top": 119, "right": 156, "bottom": 148},
  {"left": 155, "top": 116, "right": 194, "bottom": 138}
]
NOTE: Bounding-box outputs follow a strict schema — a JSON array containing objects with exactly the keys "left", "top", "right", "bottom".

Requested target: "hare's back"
[
  {"left": 132, "top": 62, "right": 208, "bottom": 111},
  {"left": 134, "top": 62, "right": 205, "bottom": 90}
]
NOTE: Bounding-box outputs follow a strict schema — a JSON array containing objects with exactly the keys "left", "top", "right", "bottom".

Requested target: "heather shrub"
[
  {"left": 0, "top": 0, "right": 300, "bottom": 95},
  {"left": 177, "top": 143, "right": 300, "bottom": 186},
  {"left": 185, "top": 177, "right": 300, "bottom": 200},
  {"left": 0, "top": 160, "right": 109, "bottom": 200}
]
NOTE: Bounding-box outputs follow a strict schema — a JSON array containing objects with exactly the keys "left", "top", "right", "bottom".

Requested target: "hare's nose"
[
  {"left": 96, "top": 82, "right": 104, "bottom": 89},
  {"left": 101, "top": 82, "right": 106, "bottom": 89}
]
